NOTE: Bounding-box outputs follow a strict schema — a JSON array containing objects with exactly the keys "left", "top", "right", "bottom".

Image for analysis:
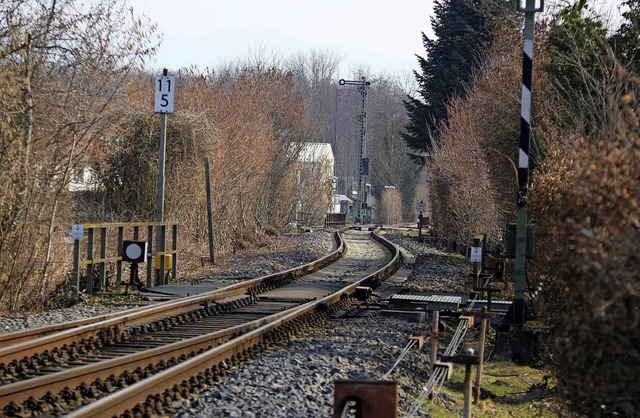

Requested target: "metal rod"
[{"left": 464, "top": 363, "right": 473, "bottom": 418}]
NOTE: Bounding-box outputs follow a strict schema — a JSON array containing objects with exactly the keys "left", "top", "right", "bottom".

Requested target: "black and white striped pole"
[{"left": 513, "top": 0, "right": 543, "bottom": 326}]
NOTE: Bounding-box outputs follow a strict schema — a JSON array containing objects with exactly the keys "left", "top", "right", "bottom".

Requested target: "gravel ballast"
[{"left": 173, "top": 317, "right": 432, "bottom": 418}]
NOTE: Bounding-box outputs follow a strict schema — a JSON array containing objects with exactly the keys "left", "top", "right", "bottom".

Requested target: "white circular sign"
[{"left": 125, "top": 244, "right": 142, "bottom": 260}]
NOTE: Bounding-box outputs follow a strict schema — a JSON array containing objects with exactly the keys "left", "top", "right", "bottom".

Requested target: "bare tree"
[{"left": 0, "top": 0, "right": 159, "bottom": 311}]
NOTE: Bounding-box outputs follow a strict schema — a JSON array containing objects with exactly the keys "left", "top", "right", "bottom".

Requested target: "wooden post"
[
  {"left": 429, "top": 310, "right": 440, "bottom": 398},
  {"left": 205, "top": 157, "right": 215, "bottom": 265},
  {"left": 475, "top": 307, "right": 489, "bottom": 404},
  {"left": 116, "top": 226, "right": 124, "bottom": 285},
  {"left": 442, "top": 350, "right": 479, "bottom": 418},
  {"left": 99, "top": 227, "right": 107, "bottom": 290},
  {"left": 464, "top": 362, "right": 473, "bottom": 417},
  {"left": 172, "top": 223, "right": 178, "bottom": 281},
  {"left": 146, "top": 225, "right": 153, "bottom": 287},
  {"left": 72, "top": 239, "right": 80, "bottom": 298},
  {"left": 86, "top": 228, "right": 94, "bottom": 294}
]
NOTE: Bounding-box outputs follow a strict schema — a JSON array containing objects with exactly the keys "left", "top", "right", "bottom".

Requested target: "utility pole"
[
  {"left": 513, "top": 0, "right": 543, "bottom": 325},
  {"left": 339, "top": 77, "right": 371, "bottom": 224}
]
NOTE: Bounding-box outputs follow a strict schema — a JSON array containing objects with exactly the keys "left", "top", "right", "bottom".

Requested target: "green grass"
[{"left": 409, "top": 356, "right": 567, "bottom": 417}]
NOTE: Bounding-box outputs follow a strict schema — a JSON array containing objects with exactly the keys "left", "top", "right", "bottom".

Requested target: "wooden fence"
[{"left": 71, "top": 222, "right": 178, "bottom": 297}]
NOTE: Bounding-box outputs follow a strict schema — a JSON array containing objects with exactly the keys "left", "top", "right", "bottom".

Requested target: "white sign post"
[
  {"left": 470, "top": 247, "right": 483, "bottom": 263},
  {"left": 154, "top": 75, "right": 175, "bottom": 113},
  {"left": 71, "top": 224, "right": 84, "bottom": 240},
  {"left": 154, "top": 69, "right": 174, "bottom": 286}
]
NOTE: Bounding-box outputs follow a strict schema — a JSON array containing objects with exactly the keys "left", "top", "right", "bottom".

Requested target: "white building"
[
  {"left": 297, "top": 142, "right": 335, "bottom": 175},
  {"left": 67, "top": 165, "right": 100, "bottom": 192},
  {"left": 294, "top": 142, "right": 336, "bottom": 225}
]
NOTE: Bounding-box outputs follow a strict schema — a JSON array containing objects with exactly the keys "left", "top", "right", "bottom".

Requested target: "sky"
[
  {"left": 129, "top": 0, "right": 626, "bottom": 77},
  {"left": 128, "top": 0, "right": 436, "bottom": 77}
]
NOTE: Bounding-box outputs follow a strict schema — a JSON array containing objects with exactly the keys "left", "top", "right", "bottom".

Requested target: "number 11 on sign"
[{"left": 155, "top": 75, "right": 175, "bottom": 113}]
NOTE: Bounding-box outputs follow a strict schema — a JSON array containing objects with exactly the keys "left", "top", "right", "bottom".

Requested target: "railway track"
[{"left": 0, "top": 228, "right": 400, "bottom": 417}]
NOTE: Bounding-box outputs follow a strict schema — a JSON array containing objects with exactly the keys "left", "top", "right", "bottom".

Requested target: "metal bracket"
[
  {"left": 333, "top": 380, "right": 398, "bottom": 418},
  {"left": 434, "top": 361, "right": 454, "bottom": 381},
  {"left": 516, "top": 0, "right": 544, "bottom": 12}
]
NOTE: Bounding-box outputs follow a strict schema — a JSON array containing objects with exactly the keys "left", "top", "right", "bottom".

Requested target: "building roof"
[
  {"left": 334, "top": 194, "right": 353, "bottom": 203},
  {"left": 298, "top": 142, "right": 334, "bottom": 163}
]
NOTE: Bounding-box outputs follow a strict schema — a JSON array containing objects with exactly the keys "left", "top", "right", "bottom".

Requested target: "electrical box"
[{"left": 155, "top": 254, "right": 173, "bottom": 271}]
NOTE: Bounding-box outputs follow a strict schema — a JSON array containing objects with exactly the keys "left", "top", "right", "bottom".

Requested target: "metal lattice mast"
[
  {"left": 513, "top": 0, "right": 543, "bottom": 326},
  {"left": 339, "top": 76, "right": 371, "bottom": 224}
]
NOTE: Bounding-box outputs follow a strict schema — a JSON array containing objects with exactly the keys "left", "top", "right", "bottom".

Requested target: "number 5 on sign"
[{"left": 155, "top": 75, "right": 175, "bottom": 113}]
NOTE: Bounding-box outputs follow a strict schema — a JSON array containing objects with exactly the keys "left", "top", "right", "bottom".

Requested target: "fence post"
[
  {"left": 158, "top": 223, "right": 166, "bottom": 285},
  {"left": 146, "top": 225, "right": 153, "bottom": 287},
  {"left": 116, "top": 226, "right": 124, "bottom": 285},
  {"left": 475, "top": 307, "right": 489, "bottom": 404},
  {"left": 86, "top": 228, "right": 94, "bottom": 294},
  {"left": 442, "top": 349, "right": 479, "bottom": 418},
  {"left": 72, "top": 239, "right": 80, "bottom": 298},
  {"left": 99, "top": 227, "right": 107, "bottom": 290},
  {"left": 429, "top": 310, "right": 440, "bottom": 399},
  {"left": 172, "top": 223, "right": 178, "bottom": 281}
]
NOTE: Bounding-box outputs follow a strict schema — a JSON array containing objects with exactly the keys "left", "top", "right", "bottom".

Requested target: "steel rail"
[
  {"left": 0, "top": 231, "right": 345, "bottom": 365},
  {"left": 63, "top": 229, "right": 400, "bottom": 418},
  {"left": 0, "top": 295, "right": 319, "bottom": 407}
]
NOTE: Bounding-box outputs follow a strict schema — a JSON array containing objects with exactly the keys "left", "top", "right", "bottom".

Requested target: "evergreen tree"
[
  {"left": 544, "top": 0, "right": 613, "bottom": 137},
  {"left": 402, "top": 0, "right": 511, "bottom": 164},
  {"left": 610, "top": 0, "right": 640, "bottom": 73}
]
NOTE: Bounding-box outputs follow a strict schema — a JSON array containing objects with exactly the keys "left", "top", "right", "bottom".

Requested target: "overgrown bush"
[{"left": 532, "top": 67, "right": 640, "bottom": 414}]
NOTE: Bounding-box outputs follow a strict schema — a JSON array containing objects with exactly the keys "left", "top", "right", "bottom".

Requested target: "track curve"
[{"left": 0, "top": 228, "right": 400, "bottom": 418}]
